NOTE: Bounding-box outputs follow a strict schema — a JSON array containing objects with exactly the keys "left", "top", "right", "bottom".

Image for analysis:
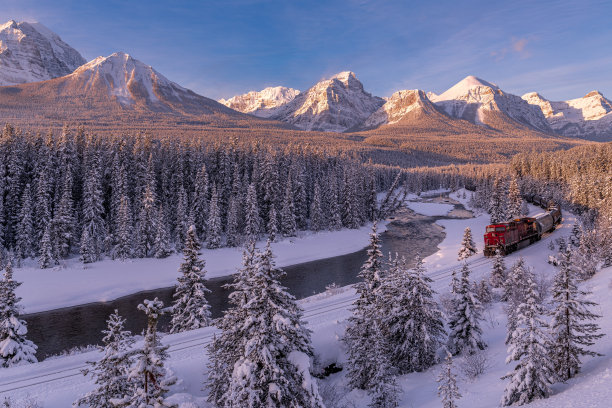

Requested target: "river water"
[{"left": 24, "top": 200, "right": 471, "bottom": 359}]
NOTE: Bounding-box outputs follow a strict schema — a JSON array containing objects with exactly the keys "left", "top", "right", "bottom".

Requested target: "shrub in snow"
[
  {"left": 0, "top": 261, "right": 37, "bottom": 367},
  {"left": 437, "top": 353, "right": 461, "bottom": 408},
  {"left": 75, "top": 310, "right": 134, "bottom": 407},
  {"left": 169, "top": 226, "right": 211, "bottom": 333},
  {"left": 549, "top": 247, "right": 604, "bottom": 381},
  {"left": 501, "top": 276, "right": 555, "bottom": 406},
  {"left": 457, "top": 227, "right": 477, "bottom": 260},
  {"left": 459, "top": 350, "right": 493, "bottom": 379}
]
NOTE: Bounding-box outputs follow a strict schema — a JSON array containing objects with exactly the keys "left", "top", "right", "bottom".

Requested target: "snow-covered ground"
[
  {"left": 15, "top": 222, "right": 387, "bottom": 314},
  {"left": 405, "top": 201, "right": 454, "bottom": 216},
  {"left": 3, "top": 189, "right": 611, "bottom": 407}
]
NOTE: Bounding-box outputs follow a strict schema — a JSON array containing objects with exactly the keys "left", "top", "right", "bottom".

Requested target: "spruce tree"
[
  {"left": 447, "top": 262, "right": 486, "bottom": 355},
  {"left": 490, "top": 177, "right": 507, "bottom": 224},
  {"left": 80, "top": 149, "right": 106, "bottom": 264},
  {"left": 490, "top": 249, "right": 507, "bottom": 288},
  {"left": 501, "top": 276, "right": 555, "bottom": 406},
  {"left": 244, "top": 183, "right": 260, "bottom": 242},
  {"left": 225, "top": 195, "right": 240, "bottom": 247},
  {"left": 457, "top": 227, "right": 477, "bottom": 260},
  {"left": 310, "top": 181, "right": 325, "bottom": 232},
  {"left": 206, "top": 185, "right": 221, "bottom": 249},
  {"left": 549, "top": 247, "right": 604, "bottom": 381},
  {"left": 75, "top": 311, "right": 134, "bottom": 408},
  {"left": 437, "top": 353, "right": 461, "bottom": 408},
  {"left": 153, "top": 207, "right": 171, "bottom": 259},
  {"left": 39, "top": 223, "right": 55, "bottom": 269},
  {"left": 281, "top": 179, "right": 297, "bottom": 237},
  {"left": 218, "top": 241, "right": 322, "bottom": 407},
  {"left": 117, "top": 299, "right": 176, "bottom": 408},
  {"left": 507, "top": 177, "right": 524, "bottom": 219},
  {"left": 0, "top": 261, "right": 37, "bottom": 367},
  {"left": 503, "top": 258, "right": 530, "bottom": 345},
  {"left": 136, "top": 184, "right": 157, "bottom": 258},
  {"left": 383, "top": 255, "right": 445, "bottom": 373},
  {"left": 345, "top": 223, "right": 383, "bottom": 390},
  {"left": 368, "top": 321, "right": 400, "bottom": 408},
  {"left": 170, "top": 226, "right": 211, "bottom": 333},
  {"left": 114, "top": 195, "right": 133, "bottom": 261},
  {"left": 53, "top": 173, "right": 76, "bottom": 259},
  {"left": 192, "top": 164, "right": 209, "bottom": 239},
  {"left": 15, "top": 185, "right": 34, "bottom": 260},
  {"left": 267, "top": 203, "right": 278, "bottom": 242},
  {"left": 173, "top": 183, "right": 188, "bottom": 252}
]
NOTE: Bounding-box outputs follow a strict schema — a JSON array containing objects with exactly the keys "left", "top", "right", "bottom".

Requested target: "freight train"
[{"left": 483, "top": 199, "right": 562, "bottom": 256}]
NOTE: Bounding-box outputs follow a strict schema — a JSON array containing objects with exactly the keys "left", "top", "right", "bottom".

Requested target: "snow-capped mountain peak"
[
  {"left": 434, "top": 75, "right": 499, "bottom": 101},
  {"left": 431, "top": 75, "right": 550, "bottom": 132},
  {"left": 219, "top": 86, "right": 300, "bottom": 117},
  {"left": 71, "top": 51, "right": 183, "bottom": 106},
  {"left": 522, "top": 90, "right": 612, "bottom": 140},
  {"left": 269, "top": 71, "right": 384, "bottom": 132},
  {"left": 0, "top": 19, "right": 86, "bottom": 85},
  {"left": 363, "top": 89, "right": 437, "bottom": 128}
]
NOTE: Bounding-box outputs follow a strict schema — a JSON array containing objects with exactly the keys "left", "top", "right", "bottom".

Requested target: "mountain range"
[{"left": 0, "top": 19, "right": 610, "bottom": 142}]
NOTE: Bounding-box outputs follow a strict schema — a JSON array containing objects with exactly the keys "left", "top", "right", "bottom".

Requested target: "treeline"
[{"left": 0, "top": 124, "right": 401, "bottom": 267}]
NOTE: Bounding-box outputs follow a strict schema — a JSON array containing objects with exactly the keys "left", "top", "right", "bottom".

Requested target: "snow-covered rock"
[
  {"left": 265, "top": 71, "right": 384, "bottom": 132},
  {"left": 219, "top": 86, "right": 300, "bottom": 117},
  {"left": 0, "top": 20, "right": 85, "bottom": 85},
  {"left": 523, "top": 91, "right": 612, "bottom": 140},
  {"left": 363, "top": 89, "right": 438, "bottom": 128},
  {"left": 431, "top": 75, "right": 551, "bottom": 132}
]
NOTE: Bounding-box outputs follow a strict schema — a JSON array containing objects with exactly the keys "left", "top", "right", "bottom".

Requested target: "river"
[{"left": 24, "top": 199, "right": 472, "bottom": 359}]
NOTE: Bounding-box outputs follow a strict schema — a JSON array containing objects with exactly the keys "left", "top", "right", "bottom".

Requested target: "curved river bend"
[{"left": 24, "top": 200, "right": 471, "bottom": 359}]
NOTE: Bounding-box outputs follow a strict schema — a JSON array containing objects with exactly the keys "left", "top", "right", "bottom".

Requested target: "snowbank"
[{"left": 15, "top": 222, "right": 387, "bottom": 314}]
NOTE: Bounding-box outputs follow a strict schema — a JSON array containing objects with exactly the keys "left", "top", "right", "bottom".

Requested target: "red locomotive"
[
  {"left": 483, "top": 218, "right": 540, "bottom": 256},
  {"left": 483, "top": 202, "right": 562, "bottom": 256}
]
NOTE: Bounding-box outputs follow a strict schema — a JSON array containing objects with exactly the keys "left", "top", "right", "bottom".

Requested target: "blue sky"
[{"left": 3, "top": 0, "right": 612, "bottom": 100}]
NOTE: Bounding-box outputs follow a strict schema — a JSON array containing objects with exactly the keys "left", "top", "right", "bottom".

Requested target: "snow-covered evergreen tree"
[
  {"left": 116, "top": 298, "right": 176, "bottom": 408},
  {"left": 136, "top": 184, "right": 157, "bottom": 258},
  {"left": 80, "top": 148, "right": 106, "bottom": 263},
  {"left": 153, "top": 207, "right": 171, "bottom": 259},
  {"left": 206, "top": 185, "right": 222, "bottom": 249},
  {"left": 281, "top": 179, "right": 297, "bottom": 237},
  {"left": 173, "top": 183, "right": 188, "bottom": 252},
  {"left": 75, "top": 310, "right": 134, "bottom": 408},
  {"left": 345, "top": 223, "right": 383, "bottom": 390},
  {"left": 310, "top": 181, "right": 325, "bottom": 232},
  {"left": 170, "top": 226, "right": 211, "bottom": 333},
  {"left": 490, "top": 177, "right": 507, "bottom": 224},
  {"left": 490, "top": 249, "right": 507, "bottom": 288},
  {"left": 215, "top": 241, "right": 322, "bottom": 408},
  {"left": 244, "top": 183, "right": 260, "bottom": 242},
  {"left": 53, "top": 173, "right": 76, "bottom": 259},
  {"left": 457, "top": 227, "right": 477, "bottom": 260},
  {"left": 225, "top": 195, "right": 240, "bottom": 247},
  {"left": 501, "top": 276, "right": 555, "bottom": 406},
  {"left": 383, "top": 255, "right": 445, "bottom": 373},
  {"left": 39, "top": 223, "right": 55, "bottom": 269},
  {"left": 267, "top": 203, "right": 278, "bottom": 242},
  {"left": 447, "top": 262, "right": 486, "bottom": 355},
  {"left": 367, "top": 321, "right": 400, "bottom": 408},
  {"left": 549, "top": 247, "right": 603, "bottom": 381},
  {"left": 507, "top": 177, "right": 524, "bottom": 219},
  {"left": 437, "top": 353, "right": 461, "bottom": 408},
  {"left": 0, "top": 261, "right": 37, "bottom": 367},
  {"left": 192, "top": 164, "right": 209, "bottom": 239},
  {"left": 15, "top": 186, "right": 34, "bottom": 260},
  {"left": 114, "top": 195, "right": 133, "bottom": 261}
]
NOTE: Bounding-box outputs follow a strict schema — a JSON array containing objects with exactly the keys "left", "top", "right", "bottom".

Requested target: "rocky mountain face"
[
  {"left": 255, "top": 71, "right": 384, "bottom": 132},
  {"left": 429, "top": 76, "right": 551, "bottom": 132},
  {"left": 523, "top": 91, "right": 612, "bottom": 140},
  {"left": 219, "top": 86, "right": 300, "bottom": 117},
  {"left": 0, "top": 20, "right": 86, "bottom": 85},
  {"left": 363, "top": 89, "right": 440, "bottom": 128}
]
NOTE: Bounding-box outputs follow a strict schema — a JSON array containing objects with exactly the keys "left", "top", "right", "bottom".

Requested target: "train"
[{"left": 483, "top": 200, "right": 562, "bottom": 256}]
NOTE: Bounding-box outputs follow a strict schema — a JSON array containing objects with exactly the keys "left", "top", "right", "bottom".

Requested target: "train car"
[
  {"left": 534, "top": 212, "right": 554, "bottom": 235},
  {"left": 484, "top": 217, "right": 539, "bottom": 256},
  {"left": 547, "top": 204, "right": 562, "bottom": 225}
]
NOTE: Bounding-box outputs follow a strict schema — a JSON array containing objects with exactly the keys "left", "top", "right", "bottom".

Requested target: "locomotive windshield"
[{"left": 486, "top": 226, "right": 506, "bottom": 232}]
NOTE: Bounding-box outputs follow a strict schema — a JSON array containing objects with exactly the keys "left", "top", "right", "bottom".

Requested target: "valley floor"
[{"left": 2, "top": 190, "right": 611, "bottom": 407}]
